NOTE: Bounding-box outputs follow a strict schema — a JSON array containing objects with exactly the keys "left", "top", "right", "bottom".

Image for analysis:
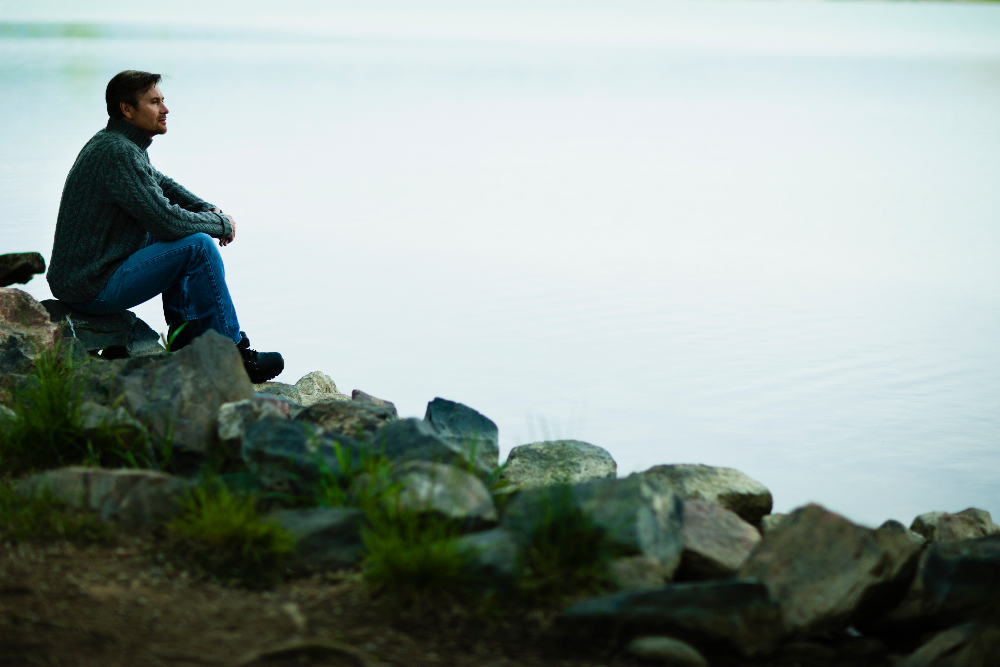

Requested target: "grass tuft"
[
  {"left": 0, "top": 482, "right": 113, "bottom": 545},
  {"left": 164, "top": 480, "right": 296, "bottom": 589}
]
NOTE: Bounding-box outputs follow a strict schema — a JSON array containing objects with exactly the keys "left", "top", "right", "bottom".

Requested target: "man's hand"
[{"left": 211, "top": 208, "right": 236, "bottom": 247}]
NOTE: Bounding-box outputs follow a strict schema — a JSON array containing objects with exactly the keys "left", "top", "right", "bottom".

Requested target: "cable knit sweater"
[{"left": 47, "top": 117, "right": 233, "bottom": 302}]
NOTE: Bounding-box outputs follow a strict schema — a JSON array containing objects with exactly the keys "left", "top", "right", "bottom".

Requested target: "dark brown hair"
[{"left": 105, "top": 70, "right": 162, "bottom": 119}]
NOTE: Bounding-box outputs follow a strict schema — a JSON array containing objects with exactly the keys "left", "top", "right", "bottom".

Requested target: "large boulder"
[
  {"left": 268, "top": 507, "right": 367, "bottom": 572},
  {"left": 384, "top": 461, "right": 497, "bottom": 525},
  {"left": 296, "top": 399, "right": 397, "bottom": 441},
  {"left": 557, "top": 580, "right": 784, "bottom": 657},
  {"left": 736, "top": 504, "right": 924, "bottom": 637},
  {"left": 0, "top": 287, "right": 63, "bottom": 374},
  {"left": 896, "top": 622, "right": 1000, "bottom": 667},
  {"left": 17, "top": 466, "right": 195, "bottom": 529},
  {"left": 255, "top": 371, "right": 349, "bottom": 407},
  {"left": 41, "top": 300, "right": 162, "bottom": 358},
  {"left": 114, "top": 330, "right": 254, "bottom": 453},
  {"left": 424, "top": 398, "right": 499, "bottom": 471},
  {"left": 372, "top": 418, "right": 494, "bottom": 476},
  {"left": 678, "top": 499, "right": 761, "bottom": 580},
  {"left": 635, "top": 464, "right": 772, "bottom": 526},
  {"left": 0, "top": 252, "right": 45, "bottom": 287},
  {"left": 351, "top": 389, "right": 398, "bottom": 417},
  {"left": 870, "top": 535, "right": 1000, "bottom": 633},
  {"left": 241, "top": 417, "right": 366, "bottom": 489},
  {"left": 502, "top": 476, "right": 685, "bottom": 576},
  {"left": 500, "top": 440, "right": 616, "bottom": 490},
  {"left": 911, "top": 508, "right": 1000, "bottom": 544}
]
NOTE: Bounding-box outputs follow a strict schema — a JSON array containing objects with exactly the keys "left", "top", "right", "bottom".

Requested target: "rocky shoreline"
[{"left": 2, "top": 254, "right": 999, "bottom": 666}]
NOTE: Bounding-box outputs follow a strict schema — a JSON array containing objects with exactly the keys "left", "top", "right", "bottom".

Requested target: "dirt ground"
[{"left": 0, "top": 535, "right": 655, "bottom": 667}]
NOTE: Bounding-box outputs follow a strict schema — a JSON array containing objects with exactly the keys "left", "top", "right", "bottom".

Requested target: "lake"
[{"left": 2, "top": 0, "right": 999, "bottom": 526}]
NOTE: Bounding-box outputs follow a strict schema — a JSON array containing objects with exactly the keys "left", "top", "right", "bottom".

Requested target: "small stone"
[
  {"left": 609, "top": 555, "right": 665, "bottom": 591},
  {"left": 500, "top": 440, "right": 616, "bottom": 490},
  {"left": 678, "top": 499, "right": 760, "bottom": 580},
  {"left": 911, "top": 508, "right": 1000, "bottom": 543},
  {"left": 760, "top": 513, "right": 786, "bottom": 535},
  {"left": 626, "top": 636, "right": 708, "bottom": 667},
  {"left": 635, "top": 464, "right": 773, "bottom": 526},
  {"left": 0, "top": 288, "right": 63, "bottom": 374},
  {"left": 351, "top": 389, "right": 398, "bottom": 418},
  {"left": 295, "top": 400, "right": 396, "bottom": 441},
  {"left": 424, "top": 398, "right": 499, "bottom": 472}
]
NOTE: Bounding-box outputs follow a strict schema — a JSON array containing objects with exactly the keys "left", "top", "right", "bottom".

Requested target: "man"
[{"left": 47, "top": 70, "right": 283, "bottom": 383}]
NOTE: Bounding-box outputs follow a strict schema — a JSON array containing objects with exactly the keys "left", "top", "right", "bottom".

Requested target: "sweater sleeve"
[
  {"left": 103, "top": 144, "right": 233, "bottom": 241},
  {"left": 153, "top": 167, "right": 216, "bottom": 212}
]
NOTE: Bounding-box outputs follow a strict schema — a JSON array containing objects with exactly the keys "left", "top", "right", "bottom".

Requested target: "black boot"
[
  {"left": 166, "top": 320, "right": 202, "bottom": 352},
  {"left": 237, "top": 331, "right": 284, "bottom": 383}
]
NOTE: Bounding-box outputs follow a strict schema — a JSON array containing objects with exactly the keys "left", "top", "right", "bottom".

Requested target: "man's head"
[{"left": 105, "top": 70, "right": 167, "bottom": 137}]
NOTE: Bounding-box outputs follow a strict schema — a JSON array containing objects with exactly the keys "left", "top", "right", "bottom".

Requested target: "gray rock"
[
  {"left": 241, "top": 417, "right": 363, "bottom": 488},
  {"left": 911, "top": 508, "right": 1000, "bottom": 543},
  {"left": 295, "top": 399, "right": 397, "bottom": 441},
  {"left": 254, "top": 381, "right": 304, "bottom": 404},
  {"left": 455, "top": 527, "right": 522, "bottom": 583},
  {"left": 502, "top": 476, "right": 685, "bottom": 576},
  {"left": 761, "top": 513, "right": 786, "bottom": 535},
  {"left": 424, "top": 398, "right": 499, "bottom": 472},
  {"left": 635, "top": 464, "right": 773, "bottom": 526},
  {"left": 736, "top": 503, "right": 924, "bottom": 637},
  {"left": 115, "top": 330, "right": 254, "bottom": 453},
  {"left": 0, "top": 404, "right": 18, "bottom": 423},
  {"left": 268, "top": 506, "right": 367, "bottom": 572},
  {"left": 0, "top": 287, "right": 63, "bottom": 374},
  {"left": 610, "top": 555, "right": 667, "bottom": 591},
  {"left": 252, "top": 391, "right": 306, "bottom": 418},
  {"left": 256, "top": 372, "right": 350, "bottom": 407},
  {"left": 626, "top": 636, "right": 708, "bottom": 667},
  {"left": 557, "top": 580, "right": 784, "bottom": 657},
  {"left": 217, "top": 396, "right": 291, "bottom": 451},
  {"left": 871, "top": 535, "right": 1000, "bottom": 632},
  {"left": 896, "top": 622, "right": 1000, "bottom": 667},
  {"left": 351, "top": 389, "right": 398, "bottom": 418},
  {"left": 0, "top": 252, "right": 45, "bottom": 287},
  {"left": 17, "top": 466, "right": 195, "bottom": 529},
  {"left": 372, "top": 418, "right": 494, "bottom": 476},
  {"left": 42, "top": 300, "right": 163, "bottom": 357},
  {"left": 80, "top": 400, "right": 146, "bottom": 433},
  {"left": 386, "top": 461, "right": 497, "bottom": 524},
  {"left": 500, "top": 440, "right": 616, "bottom": 491},
  {"left": 678, "top": 499, "right": 760, "bottom": 580}
]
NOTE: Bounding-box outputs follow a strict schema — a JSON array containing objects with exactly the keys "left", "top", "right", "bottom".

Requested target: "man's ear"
[{"left": 120, "top": 101, "right": 133, "bottom": 120}]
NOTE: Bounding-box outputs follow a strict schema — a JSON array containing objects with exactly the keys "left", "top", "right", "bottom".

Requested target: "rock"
[
  {"left": 610, "top": 555, "right": 666, "bottom": 591},
  {"left": 236, "top": 638, "right": 377, "bottom": 667},
  {"left": 0, "top": 404, "right": 17, "bottom": 423},
  {"left": 626, "top": 636, "right": 708, "bottom": 667},
  {"left": 115, "top": 330, "right": 254, "bottom": 453},
  {"left": 256, "top": 372, "right": 350, "bottom": 407},
  {"left": 911, "top": 508, "right": 1000, "bottom": 543},
  {"left": 455, "top": 527, "right": 522, "bottom": 583},
  {"left": 871, "top": 535, "right": 1000, "bottom": 632},
  {"left": 0, "top": 287, "right": 63, "bottom": 374},
  {"left": 296, "top": 399, "right": 396, "bottom": 441},
  {"left": 0, "top": 252, "right": 45, "bottom": 287},
  {"left": 217, "top": 396, "right": 291, "bottom": 451},
  {"left": 268, "top": 507, "right": 367, "bottom": 572},
  {"left": 351, "top": 389, "right": 398, "bottom": 418},
  {"left": 385, "top": 461, "right": 497, "bottom": 524},
  {"left": 500, "top": 440, "right": 616, "bottom": 491},
  {"left": 254, "top": 381, "right": 304, "bottom": 404},
  {"left": 761, "top": 513, "right": 786, "bottom": 535},
  {"left": 635, "top": 464, "right": 773, "bottom": 526},
  {"left": 557, "top": 580, "right": 784, "bottom": 657},
  {"left": 779, "top": 641, "right": 838, "bottom": 663},
  {"left": 424, "top": 398, "right": 499, "bottom": 472},
  {"left": 17, "top": 466, "right": 196, "bottom": 529},
  {"left": 80, "top": 400, "right": 146, "bottom": 433},
  {"left": 677, "top": 499, "right": 761, "bottom": 580},
  {"left": 253, "top": 390, "right": 306, "bottom": 418},
  {"left": 372, "top": 418, "right": 494, "bottom": 476},
  {"left": 241, "top": 417, "right": 363, "bottom": 488},
  {"left": 41, "top": 300, "right": 162, "bottom": 357},
  {"left": 736, "top": 503, "right": 924, "bottom": 637},
  {"left": 896, "top": 622, "right": 1000, "bottom": 667},
  {"left": 502, "top": 476, "right": 685, "bottom": 576}
]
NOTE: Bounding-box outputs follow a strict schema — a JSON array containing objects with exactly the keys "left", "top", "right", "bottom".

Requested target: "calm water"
[{"left": 3, "top": 0, "right": 999, "bottom": 526}]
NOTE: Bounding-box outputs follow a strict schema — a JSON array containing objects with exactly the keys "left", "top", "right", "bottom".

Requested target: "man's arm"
[
  {"left": 104, "top": 144, "right": 233, "bottom": 241},
  {"left": 153, "top": 168, "right": 216, "bottom": 213}
]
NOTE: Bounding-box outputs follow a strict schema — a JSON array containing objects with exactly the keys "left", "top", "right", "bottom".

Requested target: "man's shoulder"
[{"left": 73, "top": 127, "right": 145, "bottom": 172}]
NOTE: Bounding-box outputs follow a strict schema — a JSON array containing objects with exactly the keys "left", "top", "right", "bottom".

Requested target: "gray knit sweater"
[{"left": 47, "top": 118, "right": 233, "bottom": 302}]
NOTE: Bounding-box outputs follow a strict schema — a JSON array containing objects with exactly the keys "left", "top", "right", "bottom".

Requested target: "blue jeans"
[{"left": 67, "top": 233, "right": 241, "bottom": 344}]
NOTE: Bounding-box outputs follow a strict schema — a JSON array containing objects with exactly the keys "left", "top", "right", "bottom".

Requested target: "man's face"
[{"left": 122, "top": 84, "right": 168, "bottom": 137}]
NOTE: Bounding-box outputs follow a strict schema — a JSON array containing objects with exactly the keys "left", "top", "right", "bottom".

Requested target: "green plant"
[
  {"left": 159, "top": 322, "right": 187, "bottom": 353},
  {"left": 0, "top": 482, "right": 113, "bottom": 545},
  {"left": 164, "top": 480, "right": 296, "bottom": 589},
  {"left": 312, "top": 439, "right": 399, "bottom": 511},
  {"left": 516, "top": 485, "right": 617, "bottom": 606},
  {"left": 360, "top": 502, "right": 472, "bottom": 606}
]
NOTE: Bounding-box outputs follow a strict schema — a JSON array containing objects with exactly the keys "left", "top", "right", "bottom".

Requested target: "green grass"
[
  {"left": 0, "top": 346, "right": 164, "bottom": 476},
  {"left": 0, "top": 481, "right": 113, "bottom": 545},
  {"left": 164, "top": 480, "right": 297, "bottom": 589},
  {"left": 516, "top": 485, "right": 617, "bottom": 607}
]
